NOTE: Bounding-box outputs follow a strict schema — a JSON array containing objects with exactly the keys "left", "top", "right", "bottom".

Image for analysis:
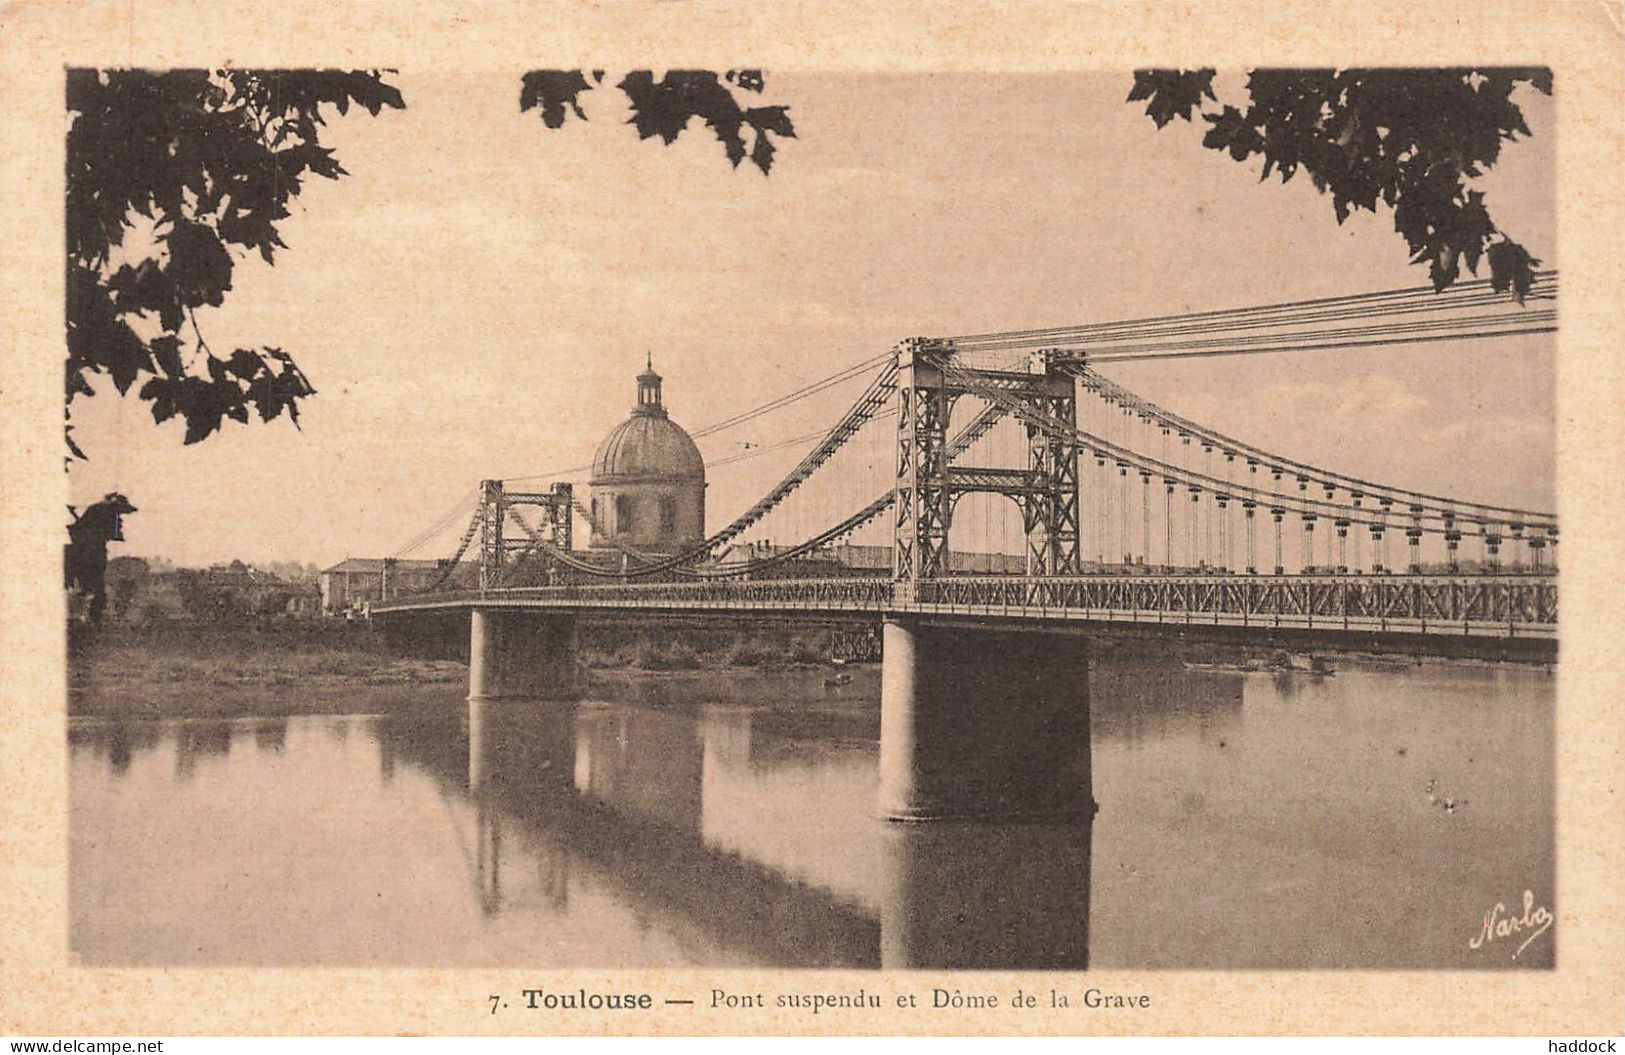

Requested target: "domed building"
[{"left": 589, "top": 357, "right": 706, "bottom": 554}]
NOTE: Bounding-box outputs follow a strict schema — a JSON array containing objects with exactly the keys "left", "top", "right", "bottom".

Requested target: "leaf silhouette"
[
  {"left": 1131, "top": 66, "right": 1550, "bottom": 296},
  {"left": 520, "top": 70, "right": 598, "bottom": 129},
  {"left": 524, "top": 68, "right": 794, "bottom": 175},
  {"left": 65, "top": 68, "right": 403, "bottom": 456}
]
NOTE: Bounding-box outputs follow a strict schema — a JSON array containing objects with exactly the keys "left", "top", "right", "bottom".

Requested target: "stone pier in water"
[
  {"left": 878, "top": 618, "right": 1093, "bottom": 822},
  {"left": 467, "top": 609, "right": 581, "bottom": 701}
]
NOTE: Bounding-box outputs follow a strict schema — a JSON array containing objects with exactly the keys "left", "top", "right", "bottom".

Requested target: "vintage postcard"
[{"left": 2, "top": 0, "right": 1623, "bottom": 1039}]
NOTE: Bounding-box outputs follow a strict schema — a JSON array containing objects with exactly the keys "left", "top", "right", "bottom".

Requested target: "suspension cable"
[
  {"left": 948, "top": 271, "right": 1556, "bottom": 348},
  {"left": 391, "top": 487, "right": 478, "bottom": 558},
  {"left": 1088, "top": 321, "right": 1557, "bottom": 366},
  {"left": 1072, "top": 364, "right": 1555, "bottom": 524},
  {"left": 937, "top": 355, "right": 1535, "bottom": 535},
  {"left": 498, "top": 350, "right": 891, "bottom": 485}
]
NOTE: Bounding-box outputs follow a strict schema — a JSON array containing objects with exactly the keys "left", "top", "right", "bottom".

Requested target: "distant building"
[
  {"left": 588, "top": 357, "right": 706, "bottom": 555},
  {"left": 319, "top": 558, "right": 465, "bottom": 616}
]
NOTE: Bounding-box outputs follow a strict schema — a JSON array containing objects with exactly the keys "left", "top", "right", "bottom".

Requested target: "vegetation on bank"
[
  {"left": 577, "top": 623, "right": 834, "bottom": 672},
  {"left": 66, "top": 614, "right": 1533, "bottom": 720},
  {"left": 67, "top": 620, "right": 459, "bottom": 718},
  {"left": 66, "top": 618, "right": 852, "bottom": 718}
]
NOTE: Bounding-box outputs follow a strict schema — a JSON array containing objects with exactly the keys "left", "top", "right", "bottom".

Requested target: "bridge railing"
[
  {"left": 909, "top": 573, "right": 1556, "bottom": 637},
  {"left": 394, "top": 577, "right": 896, "bottom": 610},
  {"left": 373, "top": 572, "right": 1555, "bottom": 638}
]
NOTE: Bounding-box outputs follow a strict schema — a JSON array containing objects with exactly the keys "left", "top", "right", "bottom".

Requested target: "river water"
[{"left": 68, "top": 657, "right": 1554, "bottom": 969}]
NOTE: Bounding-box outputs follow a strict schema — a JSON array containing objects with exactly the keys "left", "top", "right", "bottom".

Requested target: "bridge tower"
[
  {"left": 892, "top": 339, "right": 1083, "bottom": 584},
  {"left": 467, "top": 479, "right": 581, "bottom": 701},
  {"left": 1021, "top": 348, "right": 1084, "bottom": 576},
  {"left": 475, "top": 479, "right": 574, "bottom": 590},
  {"left": 892, "top": 338, "right": 954, "bottom": 583},
  {"left": 884, "top": 340, "right": 1091, "bottom": 822}
]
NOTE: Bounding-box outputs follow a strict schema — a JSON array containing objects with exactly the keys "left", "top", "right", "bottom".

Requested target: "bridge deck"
[{"left": 372, "top": 573, "right": 1556, "bottom": 642}]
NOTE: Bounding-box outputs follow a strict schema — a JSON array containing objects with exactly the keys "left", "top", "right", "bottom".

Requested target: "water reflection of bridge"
[
  {"left": 374, "top": 703, "right": 1094, "bottom": 969},
  {"left": 65, "top": 660, "right": 1256, "bottom": 969}
]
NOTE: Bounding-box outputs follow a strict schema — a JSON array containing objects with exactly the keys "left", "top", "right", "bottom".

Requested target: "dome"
[
  {"left": 591, "top": 413, "right": 705, "bottom": 482},
  {"left": 589, "top": 358, "right": 706, "bottom": 483}
]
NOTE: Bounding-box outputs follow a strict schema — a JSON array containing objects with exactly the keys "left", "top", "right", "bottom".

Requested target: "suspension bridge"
[{"left": 369, "top": 273, "right": 1558, "bottom": 820}]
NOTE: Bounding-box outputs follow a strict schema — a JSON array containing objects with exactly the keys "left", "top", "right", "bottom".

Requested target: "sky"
[{"left": 66, "top": 71, "right": 1557, "bottom": 569}]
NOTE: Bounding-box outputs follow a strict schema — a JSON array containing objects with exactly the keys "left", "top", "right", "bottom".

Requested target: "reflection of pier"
[
  {"left": 881, "top": 822, "right": 1091, "bottom": 969},
  {"left": 376, "top": 701, "right": 1093, "bottom": 969},
  {"left": 381, "top": 705, "right": 881, "bottom": 967}
]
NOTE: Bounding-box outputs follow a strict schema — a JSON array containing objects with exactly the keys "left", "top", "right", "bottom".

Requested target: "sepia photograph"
[
  {"left": 4, "top": 0, "right": 1623, "bottom": 1040},
  {"left": 61, "top": 64, "right": 1558, "bottom": 972}
]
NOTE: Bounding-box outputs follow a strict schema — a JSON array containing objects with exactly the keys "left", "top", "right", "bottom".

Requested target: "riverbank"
[
  {"left": 67, "top": 621, "right": 457, "bottom": 718},
  {"left": 66, "top": 619, "right": 850, "bottom": 718},
  {"left": 66, "top": 616, "right": 1543, "bottom": 719}
]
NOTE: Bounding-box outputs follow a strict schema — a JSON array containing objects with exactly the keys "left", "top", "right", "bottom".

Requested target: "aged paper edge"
[{"left": 1, "top": 0, "right": 1622, "bottom": 1037}]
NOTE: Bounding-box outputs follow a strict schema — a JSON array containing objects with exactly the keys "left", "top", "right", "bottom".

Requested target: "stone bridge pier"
[
  {"left": 467, "top": 609, "right": 581, "bottom": 701},
  {"left": 878, "top": 618, "right": 1093, "bottom": 822}
]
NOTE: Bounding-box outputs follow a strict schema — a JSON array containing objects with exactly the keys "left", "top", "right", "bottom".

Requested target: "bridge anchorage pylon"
[{"left": 892, "top": 339, "right": 1085, "bottom": 587}]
